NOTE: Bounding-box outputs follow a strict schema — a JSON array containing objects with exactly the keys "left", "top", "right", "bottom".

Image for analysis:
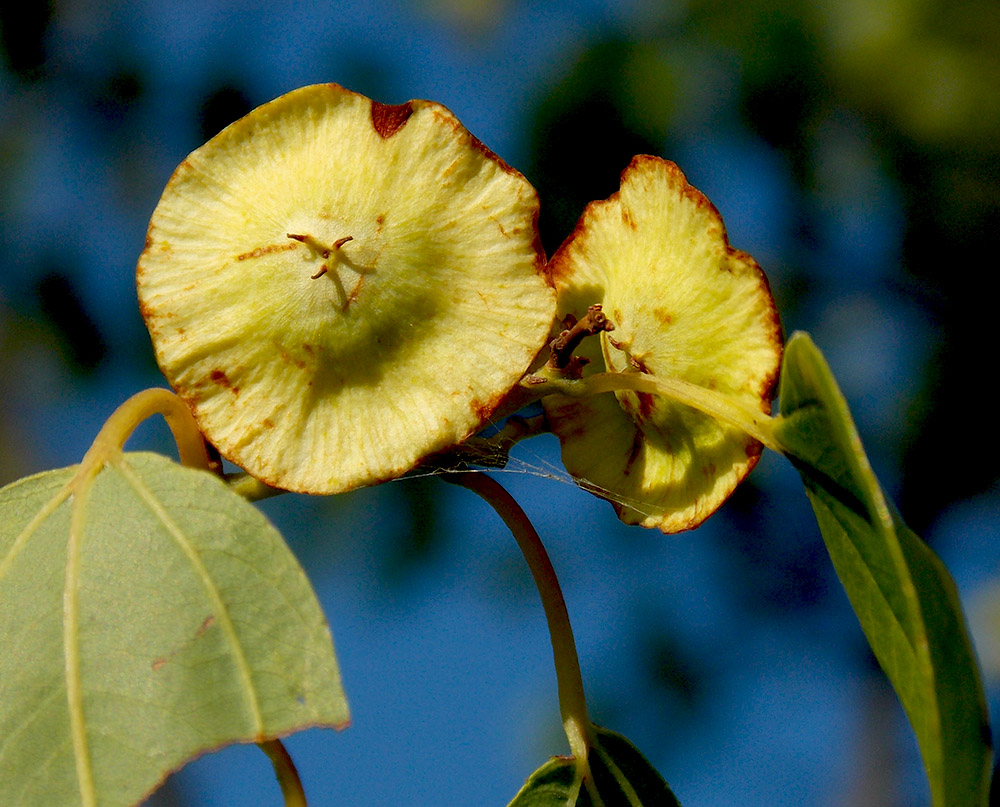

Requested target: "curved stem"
[
  {"left": 77, "top": 388, "right": 211, "bottom": 477},
  {"left": 527, "top": 371, "right": 782, "bottom": 453},
  {"left": 446, "top": 472, "right": 592, "bottom": 760},
  {"left": 259, "top": 739, "right": 308, "bottom": 807}
]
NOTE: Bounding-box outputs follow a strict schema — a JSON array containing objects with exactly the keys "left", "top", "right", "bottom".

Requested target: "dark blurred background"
[{"left": 2, "top": 1, "right": 999, "bottom": 805}]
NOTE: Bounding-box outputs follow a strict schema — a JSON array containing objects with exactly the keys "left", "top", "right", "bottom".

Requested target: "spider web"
[{"left": 399, "top": 411, "right": 663, "bottom": 521}]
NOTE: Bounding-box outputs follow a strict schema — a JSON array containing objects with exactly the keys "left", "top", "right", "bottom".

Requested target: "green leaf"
[
  {"left": 508, "top": 725, "right": 682, "bottom": 806},
  {"left": 774, "top": 332, "right": 991, "bottom": 807},
  {"left": 0, "top": 452, "right": 348, "bottom": 807}
]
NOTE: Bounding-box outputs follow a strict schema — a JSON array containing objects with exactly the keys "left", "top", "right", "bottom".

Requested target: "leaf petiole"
[
  {"left": 75, "top": 388, "right": 211, "bottom": 481},
  {"left": 259, "top": 739, "right": 309, "bottom": 807}
]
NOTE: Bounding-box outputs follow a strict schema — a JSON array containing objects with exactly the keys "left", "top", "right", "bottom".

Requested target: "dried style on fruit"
[
  {"left": 543, "top": 156, "right": 782, "bottom": 532},
  {"left": 138, "top": 83, "right": 554, "bottom": 494}
]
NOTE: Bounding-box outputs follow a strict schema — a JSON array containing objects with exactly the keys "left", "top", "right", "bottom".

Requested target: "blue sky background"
[{"left": 2, "top": 1, "right": 999, "bottom": 805}]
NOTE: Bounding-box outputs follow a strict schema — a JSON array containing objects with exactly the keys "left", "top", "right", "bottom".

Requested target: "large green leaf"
[
  {"left": 508, "top": 725, "right": 682, "bottom": 806},
  {"left": 774, "top": 332, "right": 991, "bottom": 807},
  {"left": 0, "top": 452, "right": 348, "bottom": 807}
]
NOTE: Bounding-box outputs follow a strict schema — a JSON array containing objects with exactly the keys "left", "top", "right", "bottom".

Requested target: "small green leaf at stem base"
[
  {"left": 774, "top": 332, "right": 991, "bottom": 807},
  {"left": 508, "top": 725, "right": 682, "bottom": 807}
]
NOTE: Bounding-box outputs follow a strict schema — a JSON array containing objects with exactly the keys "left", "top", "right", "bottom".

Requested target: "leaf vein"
[
  {"left": 115, "top": 460, "right": 266, "bottom": 735},
  {"left": 0, "top": 477, "right": 74, "bottom": 583}
]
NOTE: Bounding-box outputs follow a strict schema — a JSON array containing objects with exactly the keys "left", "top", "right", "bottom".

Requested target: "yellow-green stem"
[
  {"left": 527, "top": 372, "right": 781, "bottom": 453},
  {"left": 446, "top": 473, "right": 592, "bottom": 760},
  {"left": 259, "top": 739, "right": 308, "bottom": 807},
  {"left": 226, "top": 472, "right": 285, "bottom": 501},
  {"left": 76, "top": 388, "right": 211, "bottom": 476}
]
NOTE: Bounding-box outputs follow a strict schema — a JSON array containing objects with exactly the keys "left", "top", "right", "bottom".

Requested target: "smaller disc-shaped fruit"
[
  {"left": 138, "top": 84, "right": 554, "bottom": 493},
  {"left": 544, "top": 156, "right": 782, "bottom": 532}
]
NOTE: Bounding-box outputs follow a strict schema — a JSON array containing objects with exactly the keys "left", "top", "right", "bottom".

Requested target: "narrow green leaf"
[
  {"left": 508, "top": 725, "right": 681, "bottom": 806},
  {"left": 0, "top": 452, "right": 348, "bottom": 807},
  {"left": 774, "top": 332, "right": 991, "bottom": 807}
]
